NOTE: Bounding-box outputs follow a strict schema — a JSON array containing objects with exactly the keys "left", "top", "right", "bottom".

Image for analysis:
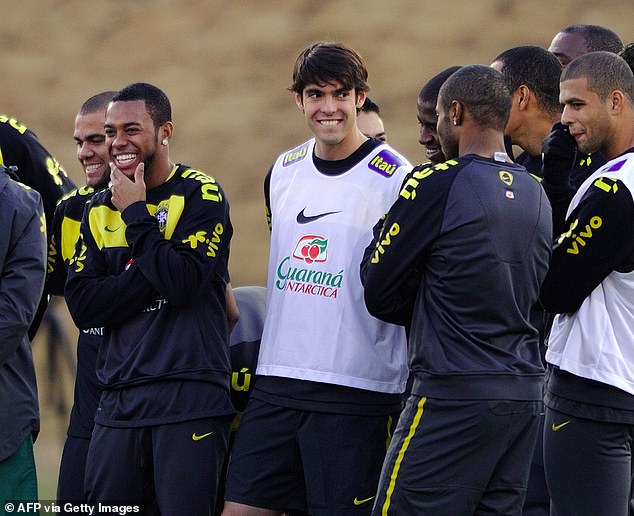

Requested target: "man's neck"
[
  {"left": 523, "top": 116, "right": 560, "bottom": 157},
  {"left": 459, "top": 127, "right": 507, "bottom": 159},
  {"left": 314, "top": 131, "right": 368, "bottom": 161},
  {"left": 145, "top": 160, "right": 174, "bottom": 189},
  {"left": 604, "top": 119, "right": 634, "bottom": 160}
]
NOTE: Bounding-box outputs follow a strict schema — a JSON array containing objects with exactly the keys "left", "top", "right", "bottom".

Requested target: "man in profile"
[
  {"left": 541, "top": 51, "right": 634, "bottom": 516},
  {"left": 416, "top": 66, "right": 462, "bottom": 165}
]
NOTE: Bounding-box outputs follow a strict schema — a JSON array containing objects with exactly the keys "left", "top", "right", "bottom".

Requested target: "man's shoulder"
[
  {"left": 0, "top": 171, "right": 42, "bottom": 219},
  {"left": 55, "top": 186, "right": 102, "bottom": 218},
  {"left": 57, "top": 185, "right": 101, "bottom": 206},
  {"left": 0, "top": 114, "right": 35, "bottom": 140},
  {"left": 171, "top": 164, "right": 226, "bottom": 202},
  {"left": 366, "top": 143, "right": 412, "bottom": 178},
  {"left": 0, "top": 171, "right": 41, "bottom": 201},
  {"left": 277, "top": 140, "right": 313, "bottom": 168},
  {"left": 409, "top": 157, "right": 464, "bottom": 180},
  {"left": 586, "top": 151, "right": 634, "bottom": 190}
]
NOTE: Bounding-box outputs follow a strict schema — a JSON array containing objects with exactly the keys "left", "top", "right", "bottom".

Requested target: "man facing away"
[
  {"left": 223, "top": 42, "right": 411, "bottom": 516},
  {"left": 362, "top": 65, "right": 552, "bottom": 515},
  {"left": 65, "top": 82, "right": 234, "bottom": 514},
  {"left": 541, "top": 51, "right": 634, "bottom": 516}
]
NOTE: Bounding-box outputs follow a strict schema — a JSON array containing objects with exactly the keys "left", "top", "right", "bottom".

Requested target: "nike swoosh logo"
[
  {"left": 296, "top": 208, "right": 341, "bottom": 224},
  {"left": 104, "top": 225, "right": 121, "bottom": 232},
  {"left": 551, "top": 421, "right": 571, "bottom": 431},
  {"left": 192, "top": 431, "right": 214, "bottom": 441},
  {"left": 353, "top": 496, "right": 375, "bottom": 506}
]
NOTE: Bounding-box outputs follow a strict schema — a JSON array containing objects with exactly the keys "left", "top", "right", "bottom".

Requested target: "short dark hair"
[
  {"left": 494, "top": 46, "right": 562, "bottom": 115},
  {"left": 361, "top": 97, "right": 380, "bottom": 115},
  {"left": 562, "top": 51, "right": 634, "bottom": 102},
  {"left": 619, "top": 42, "right": 634, "bottom": 74},
  {"left": 112, "top": 83, "right": 172, "bottom": 129},
  {"left": 79, "top": 91, "right": 117, "bottom": 116},
  {"left": 290, "top": 42, "right": 369, "bottom": 95},
  {"left": 438, "top": 65, "right": 511, "bottom": 131},
  {"left": 419, "top": 66, "right": 462, "bottom": 104},
  {"left": 561, "top": 24, "right": 624, "bottom": 54}
]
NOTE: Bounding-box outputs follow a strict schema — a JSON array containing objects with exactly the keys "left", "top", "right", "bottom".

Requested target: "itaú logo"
[{"left": 292, "top": 235, "right": 328, "bottom": 264}]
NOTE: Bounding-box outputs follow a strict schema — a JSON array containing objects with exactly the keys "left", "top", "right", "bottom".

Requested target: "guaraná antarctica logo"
[{"left": 275, "top": 234, "right": 343, "bottom": 299}]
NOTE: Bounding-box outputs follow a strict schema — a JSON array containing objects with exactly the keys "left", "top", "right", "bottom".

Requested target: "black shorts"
[
  {"left": 85, "top": 416, "right": 231, "bottom": 516},
  {"left": 57, "top": 435, "right": 91, "bottom": 503},
  {"left": 224, "top": 397, "right": 398, "bottom": 515},
  {"left": 374, "top": 395, "right": 540, "bottom": 516},
  {"left": 544, "top": 407, "right": 634, "bottom": 516}
]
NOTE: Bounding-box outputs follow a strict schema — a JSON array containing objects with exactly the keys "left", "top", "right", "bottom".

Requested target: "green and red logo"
[{"left": 293, "top": 235, "right": 328, "bottom": 264}]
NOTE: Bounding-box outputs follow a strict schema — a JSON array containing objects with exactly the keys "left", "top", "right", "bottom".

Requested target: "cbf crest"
[{"left": 155, "top": 201, "right": 169, "bottom": 233}]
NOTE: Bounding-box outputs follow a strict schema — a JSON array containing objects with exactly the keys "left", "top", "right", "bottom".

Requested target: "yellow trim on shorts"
[{"left": 381, "top": 396, "right": 427, "bottom": 515}]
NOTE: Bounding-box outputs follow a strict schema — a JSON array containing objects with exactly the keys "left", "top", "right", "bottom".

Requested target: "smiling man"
[
  {"left": 540, "top": 51, "right": 634, "bottom": 516},
  {"left": 416, "top": 66, "right": 462, "bottom": 165},
  {"left": 65, "top": 83, "right": 234, "bottom": 515},
  {"left": 222, "top": 42, "right": 412, "bottom": 516},
  {"left": 47, "top": 91, "right": 115, "bottom": 506}
]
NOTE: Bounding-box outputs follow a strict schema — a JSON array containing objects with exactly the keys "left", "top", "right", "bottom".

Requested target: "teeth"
[
  {"left": 85, "top": 164, "right": 102, "bottom": 172},
  {"left": 320, "top": 120, "right": 338, "bottom": 126},
  {"left": 116, "top": 154, "right": 137, "bottom": 164}
]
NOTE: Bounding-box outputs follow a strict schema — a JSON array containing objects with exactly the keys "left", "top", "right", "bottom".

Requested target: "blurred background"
[{"left": 1, "top": 0, "right": 630, "bottom": 499}]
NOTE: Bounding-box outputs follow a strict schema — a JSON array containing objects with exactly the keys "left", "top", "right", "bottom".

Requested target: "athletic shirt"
[
  {"left": 65, "top": 164, "right": 234, "bottom": 426},
  {"left": 363, "top": 155, "right": 552, "bottom": 401},
  {"left": 229, "top": 286, "right": 266, "bottom": 430},
  {"left": 47, "top": 186, "right": 103, "bottom": 438},
  {"left": 0, "top": 114, "right": 75, "bottom": 230},
  {"left": 545, "top": 151, "right": 634, "bottom": 399},
  {"left": 257, "top": 138, "right": 411, "bottom": 396}
]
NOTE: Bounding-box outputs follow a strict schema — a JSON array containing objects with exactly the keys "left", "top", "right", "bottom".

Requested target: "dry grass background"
[{"left": 1, "top": 0, "right": 630, "bottom": 499}]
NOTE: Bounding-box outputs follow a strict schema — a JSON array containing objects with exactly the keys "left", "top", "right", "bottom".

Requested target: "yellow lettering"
[
  {"left": 594, "top": 177, "right": 618, "bottom": 194},
  {"left": 557, "top": 219, "right": 579, "bottom": 244},
  {"left": 0, "top": 115, "right": 28, "bottom": 134},
  {"left": 231, "top": 368, "right": 252, "bottom": 392},
  {"left": 202, "top": 183, "right": 222, "bottom": 202},
  {"left": 46, "top": 156, "right": 67, "bottom": 186},
  {"left": 400, "top": 178, "right": 419, "bottom": 200}
]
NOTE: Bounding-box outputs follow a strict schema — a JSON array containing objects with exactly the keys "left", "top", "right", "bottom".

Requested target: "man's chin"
[
  {"left": 87, "top": 177, "right": 109, "bottom": 189},
  {"left": 427, "top": 150, "right": 444, "bottom": 164}
]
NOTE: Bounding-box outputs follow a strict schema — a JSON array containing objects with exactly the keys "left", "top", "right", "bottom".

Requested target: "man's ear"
[
  {"left": 356, "top": 90, "right": 367, "bottom": 109},
  {"left": 160, "top": 121, "right": 173, "bottom": 143},
  {"left": 516, "top": 85, "right": 531, "bottom": 111},
  {"left": 610, "top": 89, "right": 625, "bottom": 114},
  {"left": 295, "top": 92, "right": 304, "bottom": 111},
  {"left": 451, "top": 101, "right": 464, "bottom": 126}
]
